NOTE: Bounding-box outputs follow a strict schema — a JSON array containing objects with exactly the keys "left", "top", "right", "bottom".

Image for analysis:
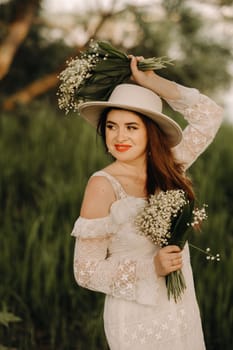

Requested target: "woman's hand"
[
  {"left": 154, "top": 245, "right": 183, "bottom": 277},
  {"left": 129, "top": 55, "right": 180, "bottom": 100},
  {"left": 130, "top": 55, "right": 156, "bottom": 90}
]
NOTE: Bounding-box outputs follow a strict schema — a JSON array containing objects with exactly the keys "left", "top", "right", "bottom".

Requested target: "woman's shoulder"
[{"left": 80, "top": 171, "right": 116, "bottom": 219}]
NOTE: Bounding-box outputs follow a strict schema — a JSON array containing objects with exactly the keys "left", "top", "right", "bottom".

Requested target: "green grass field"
[{"left": 0, "top": 103, "right": 232, "bottom": 349}]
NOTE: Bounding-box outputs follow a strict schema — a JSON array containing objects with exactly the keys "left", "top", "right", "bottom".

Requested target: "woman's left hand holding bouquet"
[{"left": 154, "top": 245, "right": 183, "bottom": 277}]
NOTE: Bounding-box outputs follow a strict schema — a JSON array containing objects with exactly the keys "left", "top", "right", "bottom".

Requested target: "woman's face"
[{"left": 105, "top": 109, "right": 148, "bottom": 162}]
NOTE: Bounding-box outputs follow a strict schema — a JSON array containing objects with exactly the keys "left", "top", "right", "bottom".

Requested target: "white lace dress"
[{"left": 71, "top": 83, "right": 223, "bottom": 350}]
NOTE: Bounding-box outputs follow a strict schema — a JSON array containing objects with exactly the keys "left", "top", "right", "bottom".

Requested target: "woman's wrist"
[
  {"left": 130, "top": 56, "right": 181, "bottom": 100},
  {"left": 148, "top": 73, "right": 181, "bottom": 100}
]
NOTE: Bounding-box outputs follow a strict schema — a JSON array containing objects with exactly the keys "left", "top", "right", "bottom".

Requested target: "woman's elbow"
[
  {"left": 73, "top": 260, "right": 86, "bottom": 288},
  {"left": 73, "top": 259, "right": 94, "bottom": 290}
]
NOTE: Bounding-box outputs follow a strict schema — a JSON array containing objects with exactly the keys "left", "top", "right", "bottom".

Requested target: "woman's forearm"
[
  {"left": 147, "top": 73, "right": 181, "bottom": 100},
  {"left": 130, "top": 56, "right": 181, "bottom": 100}
]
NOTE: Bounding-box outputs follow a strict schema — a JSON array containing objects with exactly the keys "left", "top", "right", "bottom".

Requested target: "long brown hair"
[
  {"left": 97, "top": 108, "right": 195, "bottom": 201},
  {"left": 141, "top": 115, "right": 195, "bottom": 200}
]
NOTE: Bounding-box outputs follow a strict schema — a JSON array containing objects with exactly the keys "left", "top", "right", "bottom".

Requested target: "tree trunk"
[
  {"left": 1, "top": 11, "right": 114, "bottom": 111},
  {"left": 0, "top": 3, "right": 37, "bottom": 80},
  {"left": 2, "top": 72, "right": 59, "bottom": 110}
]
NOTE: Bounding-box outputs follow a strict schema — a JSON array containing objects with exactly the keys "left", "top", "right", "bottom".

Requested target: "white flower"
[
  {"left": 57, "top": 40, "right": 172, "bottom": 113},
  {"left": 135, "top": 189, "right": 187, "bottom": 247},
  {"left": 57, "top": 49, "right": 100, "bottom": 113}
]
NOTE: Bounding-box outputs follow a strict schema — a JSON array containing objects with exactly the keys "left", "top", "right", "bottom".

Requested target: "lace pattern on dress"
[
  {"left": 74, "top": 236, "right": 139, "bottom": 300},
  {"left": 73, "top": 216, "right": 160, "bottom": 303},
  {"left": 74, "top": 259, "right": 99, "bottom": 288},
  {"left": 111, "top": 259, "right": 137, "bottom": 299},
  {"left": 105, "top": 305, "right": 203, "bottom": 350},
  {"left": 166, "top": 84, "right": 223, "bottom": 169},
  {"left": 72, "top": 206, "right": 153, "bottom": 301}
]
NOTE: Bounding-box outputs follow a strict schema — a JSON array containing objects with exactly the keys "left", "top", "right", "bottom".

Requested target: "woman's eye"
[
  {"left": 127, "top": 126, "right": 137, "bottom": 130},
  {"left": 106, "top": 124, "right": 115, "bottom": 130}
]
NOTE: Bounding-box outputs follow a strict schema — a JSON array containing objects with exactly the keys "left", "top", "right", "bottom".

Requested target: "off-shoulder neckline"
[
  {"left": 79, "top": 195, "right": 146, "bottom": 222},
  {"left": 93, "top": 170, "right": 147, "bottom": 200}
]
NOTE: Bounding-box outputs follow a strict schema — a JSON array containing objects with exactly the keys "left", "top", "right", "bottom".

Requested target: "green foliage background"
[
  {"left": 0, "top": 103, "right": 109, "bottom": 349},
  {"left": 0, "top": 0, "right": 233, "bottom": 349}
]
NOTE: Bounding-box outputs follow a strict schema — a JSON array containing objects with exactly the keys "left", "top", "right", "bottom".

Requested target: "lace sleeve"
[
  {"left": 72, "top": 217, "right": 162, "bottom": 305},
  {"left": 165, "top": 83, "right": 223, "bottom": 169}
]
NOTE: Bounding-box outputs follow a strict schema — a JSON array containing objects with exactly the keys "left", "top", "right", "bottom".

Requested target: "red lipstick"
[{"left": 114, "top": 144, "right": 132, "bottom": 152}]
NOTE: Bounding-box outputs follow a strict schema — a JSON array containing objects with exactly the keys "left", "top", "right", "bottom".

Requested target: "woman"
[{"left": 71, "top": 56, "right": 223, "bottom": 349}]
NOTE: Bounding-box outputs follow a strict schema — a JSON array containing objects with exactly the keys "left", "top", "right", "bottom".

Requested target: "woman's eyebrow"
[
  {"left": 106, "top": 120, "right": 140, "bottom": 126},
  {"left": 125, "top": 122, "right": 140, "bottom": 126}
]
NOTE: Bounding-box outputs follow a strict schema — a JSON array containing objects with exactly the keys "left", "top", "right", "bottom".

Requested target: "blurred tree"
[
  {"left": 0, "top": 0, "right": 41, "bottom": 80},
  {"left": 130, "top": 0, "right": 232, "bottom": 94},
  {"left": 0, "top": 0, "right": 232, "bottom": 111},
  {"left": 0, "top": 0, "right": 120, "bottom": 110}
]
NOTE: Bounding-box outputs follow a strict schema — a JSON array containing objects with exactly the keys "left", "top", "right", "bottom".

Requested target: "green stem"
[
  {"left": 166, "top": 270, "right": 186, "bottom": 303},
  {"left": 188, "top": 243, "right": 215, "bottom": 258}
]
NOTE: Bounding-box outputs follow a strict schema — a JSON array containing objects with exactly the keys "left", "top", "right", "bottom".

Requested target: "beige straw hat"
[{"left": 78, "top": 84, "right": 182, "bottom": 147}]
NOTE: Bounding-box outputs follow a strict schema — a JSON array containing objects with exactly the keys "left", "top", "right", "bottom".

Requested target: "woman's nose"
[{"left": 116, "top": 128, "right": 127, "bottom": 142}]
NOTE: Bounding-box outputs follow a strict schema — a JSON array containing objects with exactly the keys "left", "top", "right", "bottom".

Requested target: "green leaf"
[
  {"left": 77, "top": 83, "right": 113, "bottom": 100},
  {"left": 138, "top": 57, "right": 173, "bottom": 71},
  {"left": 0, "top": 311, "right": 21, "bottom": 327},
  {"left": 0, "top": 344, "right": 11, "bottom": 350},
  {"left": 77, "top": 71, "right": 132, "bottom": 101},
  {"left": 166, "top": 270, "right": 186, "bottom": 302},
  {"left": 169, "top": 200, "right": 194, "bottom": 248},
  {"left": 92, "top": 59, "right": 129, "bottom": 73},
  {"left": 97, "top": 41, "right": 128, "bottom": 59},
  {"left": 86, "top": 73, "right": 115, "bottom": 84}
]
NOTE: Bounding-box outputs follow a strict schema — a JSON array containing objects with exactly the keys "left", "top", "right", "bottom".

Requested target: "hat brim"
[{"left": 78, "top": 101, "right": 183, "bottom": 147}]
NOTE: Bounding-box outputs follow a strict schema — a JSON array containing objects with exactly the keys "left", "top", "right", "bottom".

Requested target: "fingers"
[
  {"left": 154, "top": 246, "right": 183, "bottom": 276},
  {"left": 130, "top": 55, "right": 144, "bottom": 72},
  {"left": 135, "top": 56, "right": 144, "bottom": 61},
  {"left": 129, "top": 55, "right": 156, "bottom": 89},
  {"left": 130, "top": 55, "right": 138, "bottom": 74},
  {"left": 169, "top": 256, "right": 183, "bottom": 271},
  {"left": 128, "top": 55, "right": 144, "bottom": 60},
  {"left": 162, "top": 245, "right": 181, "bottom": 253}
]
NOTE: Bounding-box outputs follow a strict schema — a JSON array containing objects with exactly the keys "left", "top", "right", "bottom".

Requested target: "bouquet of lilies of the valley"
[
  {"left": 135, "top": 190, "right": 220, "bottom": 303},
  {"left": 57, "top": 40, "right": 173, "bottom": 114}
]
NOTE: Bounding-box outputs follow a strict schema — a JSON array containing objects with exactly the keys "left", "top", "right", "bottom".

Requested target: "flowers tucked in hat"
[{"left": 57, "top": 40, "right": 173, "bottom": 114}]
